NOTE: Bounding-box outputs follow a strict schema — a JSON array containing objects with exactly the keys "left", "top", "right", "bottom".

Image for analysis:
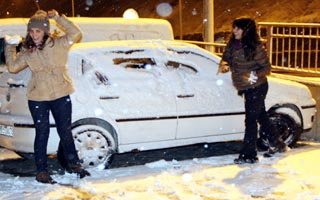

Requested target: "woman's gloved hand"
[{"left": 217, "top": 60, "right": 230, "bottom": 74}]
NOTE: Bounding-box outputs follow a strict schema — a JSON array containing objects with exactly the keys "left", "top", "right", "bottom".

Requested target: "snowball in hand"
[
  {"left": 5, "top": 35, "right": 22, "bottom": 45},
  {"left": 248, "top": 71, "right": 258, "bottom": 84}
]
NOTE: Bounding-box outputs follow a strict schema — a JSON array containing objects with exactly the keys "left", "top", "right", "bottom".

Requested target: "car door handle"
[
  {"left": 7, "top": 83, "right": 25, "bottom": 88},
  {"left": 177, "top": 94, "right": 194, "bottom": 98},
  {"left": 99, "top": 96, "right": 120, "bottom": 100}
]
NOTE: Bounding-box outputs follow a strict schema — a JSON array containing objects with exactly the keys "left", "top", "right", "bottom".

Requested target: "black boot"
[
  {"left": 234, "top": 154, "right": 259, "bottom": 164},
  {"left": 67, "top": 164, "right": 91, "bottom": 178},
  {"left": 36, "top": 171, "right": 57, "bottom": 184}
]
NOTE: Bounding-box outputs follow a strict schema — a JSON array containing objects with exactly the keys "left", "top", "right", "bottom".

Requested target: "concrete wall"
[{"left": 303, "top": 85, "right": 320, "bottom": 141}]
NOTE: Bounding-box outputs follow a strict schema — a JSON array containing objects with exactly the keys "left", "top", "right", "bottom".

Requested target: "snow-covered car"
[{"left": 0, "top": 40, "right": 317, "bottom": 167}]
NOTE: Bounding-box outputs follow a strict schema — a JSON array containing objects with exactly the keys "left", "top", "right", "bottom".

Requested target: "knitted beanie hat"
[{"left": 27, "top": 10, "right": 50, "bottom": 34}]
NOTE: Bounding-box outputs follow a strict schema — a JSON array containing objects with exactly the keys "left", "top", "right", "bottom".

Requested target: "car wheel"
[
  {"left": 270, "top": 113, "right": 302, "bottom": 147},
  {"left": 258, "top": 113, "right": 302, "bottom": 149},
  {"left": 15, "top": 152, "right": 34, "bottom": 159},
  {"left": 256, "top": 137, "right": 269, "bottom": 151},
  {"left": 72, "top": 121, "right": 117, "bottom": 167}
]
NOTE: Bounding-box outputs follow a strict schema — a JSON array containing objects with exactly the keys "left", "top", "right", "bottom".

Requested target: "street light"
[{"left": 123, "top": 8, "right": 139, "bottom": 19}]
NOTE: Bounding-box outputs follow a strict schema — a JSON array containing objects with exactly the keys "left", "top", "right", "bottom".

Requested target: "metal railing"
[
  {"left": 259, "top": 22, "right": 320, "bottom": 74},
  {"left": 184, "top": 22, "right": 320, "bottom": 75},
  {"left": 179, "top": 40, "right": 225, "bottom": 56}
]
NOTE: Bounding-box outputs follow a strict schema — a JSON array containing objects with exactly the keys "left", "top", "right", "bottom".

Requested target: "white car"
[{"left": 0, "top": 40, "right": 317, "bottom": 167}]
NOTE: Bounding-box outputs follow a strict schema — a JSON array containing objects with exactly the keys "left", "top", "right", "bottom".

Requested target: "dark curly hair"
[
  {"left": 231, "top": 17, "right": 261, "bottom": 61},
  {"left": 22, "top": 32, "right": 54, "bottom": 50}
]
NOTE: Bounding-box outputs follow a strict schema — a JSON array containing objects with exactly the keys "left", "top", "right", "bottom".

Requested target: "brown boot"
[
  {"left": 36, "top": 171, "right": 57, "bottom": 184},
  {"left": 68, "top": 164, "right": 91, "bottom": 178}
]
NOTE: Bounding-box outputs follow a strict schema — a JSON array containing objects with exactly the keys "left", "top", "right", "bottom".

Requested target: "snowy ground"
[{"left": 1, "top": 141, "right": 320, "bottom": 200}]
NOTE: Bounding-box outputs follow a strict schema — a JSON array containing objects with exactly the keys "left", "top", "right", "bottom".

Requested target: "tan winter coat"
[{"left": 5, "top": 15, "right": 82, "bottom": 101}]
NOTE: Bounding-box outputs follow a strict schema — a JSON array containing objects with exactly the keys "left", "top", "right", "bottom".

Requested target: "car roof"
[{"left": 70, "top": 40, "right": 221, "bottom": 63}]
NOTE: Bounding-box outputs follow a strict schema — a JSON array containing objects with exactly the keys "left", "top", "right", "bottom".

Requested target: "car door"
[
  {"left": 75, "top": 50, "right": 177, "bottom": 145},
  {"left": 167, "top": 50, "right": 245, "bottom": 139}
]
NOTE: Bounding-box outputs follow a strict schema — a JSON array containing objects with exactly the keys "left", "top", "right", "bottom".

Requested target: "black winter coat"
[{"left": 221, "top": 40, "right": 271, "bottom": 91}]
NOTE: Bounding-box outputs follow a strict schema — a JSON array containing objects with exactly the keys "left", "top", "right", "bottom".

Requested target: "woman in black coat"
[{"left": 218, "top": 17, "right": 287, "bottom": 164}]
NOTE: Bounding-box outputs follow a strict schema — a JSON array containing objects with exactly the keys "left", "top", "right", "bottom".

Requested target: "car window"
[
  {"left": 112, "top": 58, "right": 156, "bottom": 70},
  {"left": 94, "top": 71, "right": 110, "bottom": 85},
  {"left": 81, "top": 59, "right": 94, "bottom": 74},
  {"left": 166, "top": 60, "right": 198, "bottom": 74},
  {"left": 78, "top": 58, "right": 110, "bottom": 86},
  {"left": 112, "top": 57, "right": 166, "bottom": 78},
  {"left": 79, "top": 56, "right": 159, "bottom": 89}
]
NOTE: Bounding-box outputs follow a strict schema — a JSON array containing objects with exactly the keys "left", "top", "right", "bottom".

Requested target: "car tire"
[
  {"left": 15, "top": 152, "right": 34, "bottom": 159},
  {"left": 71, "top": 119, "right": 117, "bottom": 167},
  {"left": 270, "top": 113, "right": 302, "bottom": 147},
  {"left": 256, "top": 137, "right": 269, "bottom": 151},
  {"left": 258, "top": 112, "right": 302, "bottom": 149}
]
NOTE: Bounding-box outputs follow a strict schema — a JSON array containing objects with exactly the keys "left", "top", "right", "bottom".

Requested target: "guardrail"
[
  {"left": 179, "top": 40, "right": 225, "bottom": 56},
  {"left": 259, "top": 22, "right": 320, "bottom": 74},
  {"left": 183, "top": 22, "right": 320, "bottom": 75}
]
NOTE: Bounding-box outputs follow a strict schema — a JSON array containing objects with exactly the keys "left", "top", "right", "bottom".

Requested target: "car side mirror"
[
  {"left": 7, "top": 76, "right": 26, "bottom": 88},
  {"left": 7, "top": 83, "right": 25, "bottom": 88}
]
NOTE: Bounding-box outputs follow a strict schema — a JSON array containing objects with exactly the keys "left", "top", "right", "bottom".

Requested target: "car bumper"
[
  {"left": 301, "top": 104, "right": 317, "bottom": 132},
  {"left": 0, "top": 114, "right": 59, "bottom": 154}
]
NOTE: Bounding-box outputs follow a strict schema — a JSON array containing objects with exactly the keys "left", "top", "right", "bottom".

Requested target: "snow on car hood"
[{"left": 267, "top": 76, "right": 315, "bottom": 107}]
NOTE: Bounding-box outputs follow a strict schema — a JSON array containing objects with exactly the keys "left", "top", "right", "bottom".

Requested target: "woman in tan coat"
[{"left": 5, "top": 9, "right": 90, "bottom": 184}]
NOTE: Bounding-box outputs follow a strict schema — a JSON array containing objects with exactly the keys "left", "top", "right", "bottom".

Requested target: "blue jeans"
[{"left": 28, "top": 95, "right": 79, "bottom": 172}]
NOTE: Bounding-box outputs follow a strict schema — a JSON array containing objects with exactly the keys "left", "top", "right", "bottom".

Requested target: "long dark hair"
[
  {"left": 231, "top": 17, "right": 261, "bottom": 61},
  {"left": 22, "top": 33, "right": 54, "bottom": 51}
]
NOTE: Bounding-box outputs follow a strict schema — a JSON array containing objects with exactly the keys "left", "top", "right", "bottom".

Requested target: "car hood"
[{"left": 267, "top": 76, "right": 315, "bottom": 107}]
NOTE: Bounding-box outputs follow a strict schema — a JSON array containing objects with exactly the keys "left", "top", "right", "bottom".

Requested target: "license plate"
[{"left": 0, "top": 125, "right": 13, "bottom": 137}]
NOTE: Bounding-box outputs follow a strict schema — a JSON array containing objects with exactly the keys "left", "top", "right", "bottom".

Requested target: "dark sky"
[
  {"left": 2, "top": 0, "right": 318, "bottom": 38},
  {"left": 0, "top": 0, "right": 181, "bottom": 18},
  {"left": 0, "top": 0, "right": 202, "bottom": 38}
]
